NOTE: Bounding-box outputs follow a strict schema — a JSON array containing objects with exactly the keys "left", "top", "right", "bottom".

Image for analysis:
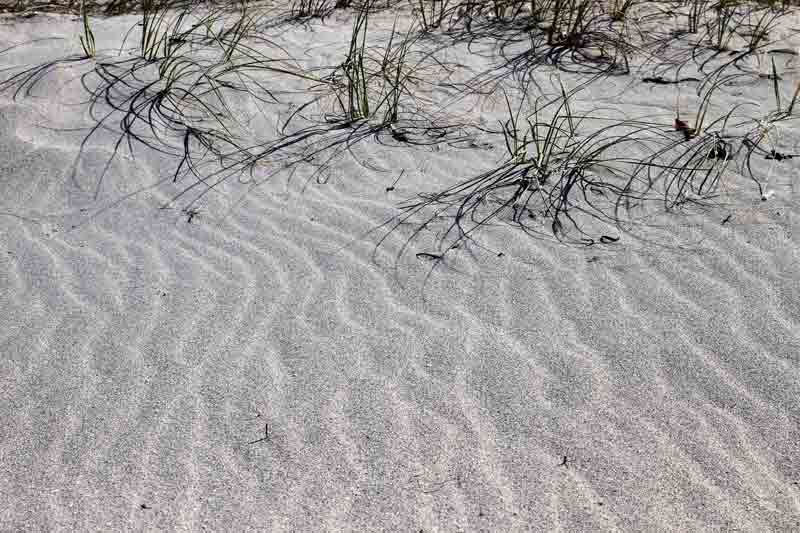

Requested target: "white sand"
[{"left": 1, "top": 3, "right": 800, "bottom": 531}]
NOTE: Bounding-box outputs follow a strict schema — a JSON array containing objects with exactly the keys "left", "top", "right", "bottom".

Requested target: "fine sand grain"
[{"left": 1, "top": 2, "right": 799, "bottom": 531}]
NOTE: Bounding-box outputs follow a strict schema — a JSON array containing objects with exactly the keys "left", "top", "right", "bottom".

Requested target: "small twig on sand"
[{"left": 248, "top": 423, "right": 269, "bottom": 444}]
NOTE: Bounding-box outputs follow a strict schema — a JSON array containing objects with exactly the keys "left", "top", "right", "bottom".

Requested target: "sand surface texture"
[{"left": 1, "top": 2, "right": 800, "bottom": 530}]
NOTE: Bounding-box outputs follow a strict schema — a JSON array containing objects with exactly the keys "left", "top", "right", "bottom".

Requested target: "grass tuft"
[
  {"left": 79, "top": 0, "right": 96, "bottom": 58},
  {"left": 3, "top": 0, "right": 800, "bottom": 251}
]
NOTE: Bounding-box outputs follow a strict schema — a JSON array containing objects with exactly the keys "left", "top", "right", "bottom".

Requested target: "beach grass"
[{"left": 1, "top": 0, "right": 799, "bottom": 249}]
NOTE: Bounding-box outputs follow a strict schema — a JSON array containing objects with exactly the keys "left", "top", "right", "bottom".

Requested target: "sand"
[{"left": 1, "top": 2, "right": 799, "bottom": 531}]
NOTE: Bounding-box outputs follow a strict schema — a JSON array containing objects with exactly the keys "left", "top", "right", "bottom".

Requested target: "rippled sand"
[{"left": 1, "top": 5, "right": 799, "bottom": 531}]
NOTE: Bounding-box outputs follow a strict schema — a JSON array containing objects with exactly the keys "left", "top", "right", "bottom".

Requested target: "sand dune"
[{"left": 2, "top": 3, "right": 800, "bottom": 531}]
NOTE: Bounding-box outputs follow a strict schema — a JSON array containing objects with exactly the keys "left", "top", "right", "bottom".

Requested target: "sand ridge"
[{"left": 1, "top": 2, "right": 800, "bottom": 530}]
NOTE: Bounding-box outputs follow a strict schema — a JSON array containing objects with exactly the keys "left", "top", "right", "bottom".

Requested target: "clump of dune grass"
[
  {"left": 692, "top": 0, "right": 794, "bottom": 55},
  {"left": 635, "top": 64, "right": 800, "bottom": 211},
  {"left": 291, "top": 0, "right": 333, "bottom": 19},
  {"left": 740, "top": 1, "right": 791, "bottom": 52},
  {"left": 686, "top": 0, "right": 795, "bottom": 53},
  {"left": 330, "top": 1, "right": 422, "bottom": 124},
  {"left": 705, "top": 0, "right": 739, "bottom": 51},
  {"left": 4, "top": 0, "right": 800, "bottom": 247},
  {"left": 642, "top": 0, "right": 800, "bottom": 110},
  {"left": 0, "top": 0, "right": 466, "bottom": 207},
  {"left": 735, "top": 56, "right": 800, "bottom": 197},
  {"left": 378, "top": 28, "right": 799, "bottom": 254},
  {"left": 212, "top": 0, "right": 472, "bottom": 189},
  {"left": 79, "top": 0, "right": 97, "bottom": 58},
  {"left": 412, "top": 0, "right": 453, "bottom": 30},
  {"left": 280, "top": 1, "right": 459, "bottom": 141},
  {"left": 545, "top": 0, "right": 595, "bottom": 46},
  {"left": 376, "top": 76, "right": 663, "bottom": 251},
  {"left": 1, "top": 0, "right": 309, "bottom": 201},
  {"left": 439, "top": 0, "right": 641, "bottom": 86},
  {"left": 622, "top": 70, "right": 750, "bottom": 210}
]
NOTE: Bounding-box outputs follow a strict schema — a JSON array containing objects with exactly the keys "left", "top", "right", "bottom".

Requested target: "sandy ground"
[{"left": 1, "top": 3, "right": 800, "bottom": 531}]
